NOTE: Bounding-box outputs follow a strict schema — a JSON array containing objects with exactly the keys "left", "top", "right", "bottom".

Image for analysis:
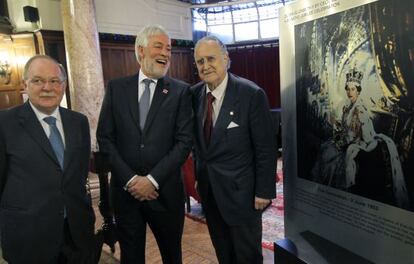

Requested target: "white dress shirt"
[{"left": 205, "top": 73, "right": 228, "bottom": 126}]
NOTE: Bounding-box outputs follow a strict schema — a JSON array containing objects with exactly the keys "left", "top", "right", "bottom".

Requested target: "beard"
[{"left": 142, "top": 58, "right": 169, "bottom": 79}]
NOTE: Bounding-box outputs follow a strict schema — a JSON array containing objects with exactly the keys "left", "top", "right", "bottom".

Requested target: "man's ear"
[
  {"left": 22, "top": 79, "right": 28, "bottom": 90},
  {"left": 137, "top": 46, "right": 144, "bottom": 59},
  {"left": 224, "top": 53, "right": 230, "bottom": 69}
]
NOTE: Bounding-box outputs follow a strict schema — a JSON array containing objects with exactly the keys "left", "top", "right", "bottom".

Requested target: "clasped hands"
[{"left": 127, "top": 176, "right": 159, "bottom": 201}]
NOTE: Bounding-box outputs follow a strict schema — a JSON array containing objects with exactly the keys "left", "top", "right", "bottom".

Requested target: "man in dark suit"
[
  {"left": 97, "top": 25, "right": 193, "bottom": 263},
  {"left": 0, "top": 55, "right": 95, "bottom": 263},
  {"left": 191, "top": 36, "right": 277, "bottom": 264}
]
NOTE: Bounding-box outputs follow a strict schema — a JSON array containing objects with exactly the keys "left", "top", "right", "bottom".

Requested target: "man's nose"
[
  {"left": 160, "top": 47, "right": 170, "bottom": 56},
  {"left": 42, "top": 81, "right": 53, "bottom": 90},
  {"left": 201, "top": 60, "right": 210, "bottom": 69}
]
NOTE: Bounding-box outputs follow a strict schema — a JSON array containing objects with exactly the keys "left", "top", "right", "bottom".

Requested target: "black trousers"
[
  {"left": 51, "top": 220, "right": 94, "bottom": 264},
  {"left": 203, "top": 189, "right": 263, "bottom": 264},
  {"left": 116, "top": 202, "right": 185, "bottom": 264}
]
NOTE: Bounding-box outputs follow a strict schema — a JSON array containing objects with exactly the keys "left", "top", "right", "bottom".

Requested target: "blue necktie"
[
  {"left": 43, "top": 116, "right": 65, "bottom": 168},
  {"left": 140, "top": 79, "right": 152, "bottom": 130}
]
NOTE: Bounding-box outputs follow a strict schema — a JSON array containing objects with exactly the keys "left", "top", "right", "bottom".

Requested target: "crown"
[{"left": 346, "top": 67, "right": 363, "bottom": 85}]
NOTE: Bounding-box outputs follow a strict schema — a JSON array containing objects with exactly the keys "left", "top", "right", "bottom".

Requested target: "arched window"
[{"left": 192, "top": 0, "right": 296, "bottom": 44}]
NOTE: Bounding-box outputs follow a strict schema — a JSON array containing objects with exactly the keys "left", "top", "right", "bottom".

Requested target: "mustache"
[{"left": 39, "top": 93, "right": 57, "bottom": 97}]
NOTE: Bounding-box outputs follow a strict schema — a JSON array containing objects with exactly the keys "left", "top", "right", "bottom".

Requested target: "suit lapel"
[
  {"left": 126, "top": 74, "right": 141, "bottom": 131},
  {"left": 196, "top": 85, "right": 207, "bottom": 152},
  {"left": 143, "top": 77, "right": 169, "bottom": 134},
  {"left": 60, "top": 108, "right": 74, "bottom": 171},
  {"left": 209, "top": 74, "right": 239, "bottom": 150},
  {"left": 18, "top": 102, "right": 61, "bottom": 167}
]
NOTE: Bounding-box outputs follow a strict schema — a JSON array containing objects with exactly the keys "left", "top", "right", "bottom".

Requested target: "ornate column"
[{"left": 61, "top": 0, "right": 104, "bottom": 150}]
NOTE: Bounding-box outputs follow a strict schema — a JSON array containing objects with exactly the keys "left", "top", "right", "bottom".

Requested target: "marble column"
[{"left": 61, "top": 0, "right": 104, "bottom": 150}]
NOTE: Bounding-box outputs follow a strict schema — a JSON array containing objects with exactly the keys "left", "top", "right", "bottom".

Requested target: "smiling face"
[
  {"left": 138, "top": 34, "right": 171, "bottom": 79},
  {"left": 24, "top": 58, "right": 65, "bottom": 115},
  {"left": 194, "top": 40, "right": 229, "bottom": 90},
  {"left": 345, "top": 82, "right": 360, "bottom": 103}
]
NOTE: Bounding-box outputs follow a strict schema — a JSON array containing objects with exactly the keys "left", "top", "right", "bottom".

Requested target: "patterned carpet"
[{"left": 186, "top": 159, "right": 285, "bottom": 251}]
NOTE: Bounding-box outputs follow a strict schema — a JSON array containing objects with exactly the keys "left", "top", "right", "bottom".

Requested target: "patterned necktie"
[
  {"left": 204, "top": 92, "right": 215, "bottom": 146},
  {"left": 43, "top": 116, "right": 64, "bottom": 168},
  {"left": 140, "top": 79, "right": 152, "bottom": 130}
]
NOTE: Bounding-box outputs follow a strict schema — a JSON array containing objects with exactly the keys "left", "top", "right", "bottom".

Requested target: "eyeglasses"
[{"left": 28, "top": 77, "right": 64, "bottom": 87}]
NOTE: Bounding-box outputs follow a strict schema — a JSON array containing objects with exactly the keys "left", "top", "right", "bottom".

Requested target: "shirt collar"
[
  {"left": 206, "top": 73, "right": 228, "bottom": 101},
  {"left": 29, "top": 101, "right": 61, "bottom": 122},
  {"left": 138, "top": 69, "right": 158, "bottom": 85}
]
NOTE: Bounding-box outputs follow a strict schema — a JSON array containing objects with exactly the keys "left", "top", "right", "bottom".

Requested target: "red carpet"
[{"left": 185, "top": 159, "right": 285, "bottom": 251}]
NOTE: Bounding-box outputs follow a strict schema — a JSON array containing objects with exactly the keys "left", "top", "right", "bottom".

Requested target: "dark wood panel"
[
  {"left": 100, "top": 48, "right": 111, "bottom": 87},
  {"left": 228, "top": 43, "right": 280, "bottom": 108},
  {"left": 0, "top": 90, "right": 21, "bottom": 109},
  {"left": 168, "top": 48, "right": 197, "bottom": 84},
  {"left": 125, "top": 50, "right": 139, "bottom": 76},
  {"left": 0, "top": 33, "right": 36, "bottom": 109},
  {"left": 108, "top": 49, "right": 126, "bottom": 80}
]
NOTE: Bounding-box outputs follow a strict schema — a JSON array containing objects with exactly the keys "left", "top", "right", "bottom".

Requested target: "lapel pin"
[
  {"left": 162, "top": 89, "right": 168, "bottom": 94},
  {"left": 230, "top": 111, "right": 234, "bottom": 116}
]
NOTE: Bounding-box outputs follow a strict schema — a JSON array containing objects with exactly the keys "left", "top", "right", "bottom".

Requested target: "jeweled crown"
[{"left": 346, "top": 67, "right": 363, "bottom": 85}]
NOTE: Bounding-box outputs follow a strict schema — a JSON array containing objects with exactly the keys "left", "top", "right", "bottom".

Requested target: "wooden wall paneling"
[
  {"left": 169, "top": 49, "right": 182, "bottom": 81},
  {"left": 0, "top": 34, "right": 16, "bottom": 89},
  {"left": 100, "top": 48, "right": 111, "bottom": 87},
  {"left": 41, "top": 31, "right": 67, "bottom": 66},
  {"left": 124, "top": 49, "right": 139, "bottom": 76},
  {"left": 0, "top": 35, "right": 21, "bottom": 109},
  {"left": 0, "top": 33, "right": 36, "bottom": 109},
  {"left": 108, "top": 48, "right": 126, "bottom": 80},
  {"left": 168, "top": 47, "right": 196, "bottom": 85},
  {"left": 228, "top": 43, "right": 280, "bottom": 108},
  {"left": 100, "top": 43, "right": 138, "bottom": 88},
  {"left": 41, "top": 30, "right": 196, "bottom": 91},
  {"left": 11, "top": 33, "right": 37, "bottom": 81},
  {"left": 0, "top": 90, "right": 21, "bottom": 108}
]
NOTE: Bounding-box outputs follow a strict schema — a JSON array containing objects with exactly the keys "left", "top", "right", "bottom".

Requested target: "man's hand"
[
  {"left": 254, "top": 196, "right": 271, "bottom": 210},
  {"left": 127, "top": 176, "right": 159, "bottom": 201}
]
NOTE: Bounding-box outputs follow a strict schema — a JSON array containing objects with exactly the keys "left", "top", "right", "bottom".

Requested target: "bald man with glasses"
[{"left": 0, "top": 55, "right": 95, "bottom": 264}]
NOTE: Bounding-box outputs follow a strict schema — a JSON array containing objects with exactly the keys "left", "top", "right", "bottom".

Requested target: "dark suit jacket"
[
  {"left": 0, "top": 102, "right": 95, "bottom": 263},
  {"left": 191, "top": 73, "right": 277, "bottom": 226},
  {"left": 96, "top": 74, "right": 193, "bottom": 212}
]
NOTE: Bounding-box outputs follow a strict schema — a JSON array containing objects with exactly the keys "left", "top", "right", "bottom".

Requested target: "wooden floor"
[
  {"left": 98, "top": 217, "right": 274, "bottom": 264},
  {"left": 97, "top": 218, "right": 218, "bottom": 264},
  {"left": 92, "top": 176, "right": 274, "bottom": 264}
]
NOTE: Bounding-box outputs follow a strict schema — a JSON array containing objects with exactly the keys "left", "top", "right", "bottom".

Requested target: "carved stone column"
[{"left": 61, "top": 0, "right": 104, "bottom": 150}]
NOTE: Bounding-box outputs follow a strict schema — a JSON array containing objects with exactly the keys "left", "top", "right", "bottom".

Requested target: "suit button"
[{"left": 140, "top": 144, "right": 144, "bottom": 149}]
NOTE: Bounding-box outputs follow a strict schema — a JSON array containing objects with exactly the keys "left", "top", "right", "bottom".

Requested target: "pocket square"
[{"left": 227, "top": 121, "right": 239, "bottom": 129}]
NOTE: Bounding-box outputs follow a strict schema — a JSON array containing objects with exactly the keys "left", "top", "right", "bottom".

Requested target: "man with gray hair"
[
  {"left": 97, "top": 25, "right": 193, "bottom": 263},
  {"left": 191, "top": 35, "right": 277, "bottom": 263},
  {"left": 0, "top": 55, "right": 95, "bottom": 263}
]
